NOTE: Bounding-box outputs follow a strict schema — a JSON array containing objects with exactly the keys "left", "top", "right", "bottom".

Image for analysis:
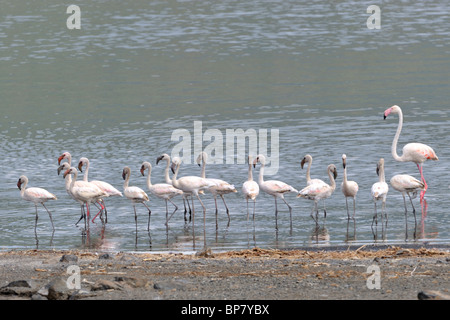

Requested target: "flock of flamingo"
[{"left": 17, "top": 105, "right": 439, "bottom": 243}]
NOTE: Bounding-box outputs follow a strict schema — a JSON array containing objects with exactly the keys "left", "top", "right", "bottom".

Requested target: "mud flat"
[{"left": 0, "top": 244, "right": 449, "bottom": 302}]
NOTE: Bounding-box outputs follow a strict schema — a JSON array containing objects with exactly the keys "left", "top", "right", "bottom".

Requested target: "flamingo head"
[
  {"left": 58, "top": 152, "right": 71, "bottom": 165},
  {"left": 63, "top": 167, "right": 76, "bottom": 179},
  {"left": 253, "top": 154, "right": 265, "bottom": 168},
  {"left": 376, "top": 158, "right": 385, "bottom": 176},
  {"left": 383, "top": 105, "right": 400, "bottom": 119},
  {"left": 17, "top": 176, "right": 26, "bottom": 190},
  {"left": 140, "top": 162, "right": 151, "bottom": 176},
  {"left": 57, "top": 162, "right": 70, "bottom": 176},
  {"left": 342, "top": 154, "right": 347, "bottom": 169},
  {"left": 170, "top": 157, "right": 181, "bottom": 174},
  {"left": 300, "top": 154, "right": 312, "bottom": 169},
  {"left": 328, "top": 164, "right": 338, "bottom": 180},
  {"left": 156, "top": 153, "right": 169, "bottom": 165},
  {"left": 122, "top": 167, "right": 131, "bottom": 180}
]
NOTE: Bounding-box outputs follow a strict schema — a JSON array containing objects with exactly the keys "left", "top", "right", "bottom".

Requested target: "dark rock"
[
  {"left": 114, "top": 276, "right": 148, "bottom": 288},
  {"left": 91, "top": 279, "right": 122, "bottom": 291},
  {"left": 47, "top": 278, "right": 74, "bottom": 300},
  {"left": 99, "top": 253, "right": 113, "bottom": 260},
  {"left": 60, "top": 254, "right": 78, "bottom": 263}
]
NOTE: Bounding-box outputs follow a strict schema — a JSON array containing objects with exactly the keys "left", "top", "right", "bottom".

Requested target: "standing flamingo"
[
  {"left": 253, "top": 154, "right": 298, "bottom": 230},
  {"left": 196, "top": 152, "right": 237, "bottom": 226},
  {"left": 390, "top": 174, "right": 424, "bottom": 225},
  {"left": 122, "top": 166, "right": 151, "bottom": 231},
  {"left": 341, "top": 154, "right": 359, "bottom": 219},
  {"left": 17, "top": 175, "right": 57, "bottom": 232},
  {"left": 371, "top": 158, "right": 389, "bottom": 227},
  {"left": 78, "top": 157, "right": 123, "bottom": 223},
  {"left": 242, "top": 155, "right": 259, "bottom": 222},
  {"left": 297, "top": 164, "right": 338, "bottom": 224},
  {"left": 170, "top": 157, "right": 216, "bottom": 246},
  {"left": 384, "top": 105, "right": 438, "bottom": 201},
  {"left": 63, "top": 167, "right": 107, "bottom": 229},
  {"left": 140, "top": 161, "right": 183, "bottom": 225},
  {"left": 156, "top": 153, "right": 192, "bottom": 222}
]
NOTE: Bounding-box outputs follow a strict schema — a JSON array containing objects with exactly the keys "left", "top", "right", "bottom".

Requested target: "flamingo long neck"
[
  {"left": 69, "top": 171, "right": 78, "bottom": 192},
  {"left": 171, "top": 163, "right": 180, "bottom": 188},
  {"left": 164, "top": 158, "right": 171, "bottom": 184},
  {"left": 83, "top": 160, "right": 89, "bottom": 182},
  {"left": 328, "top": 168, "right": 336, "bottom": 190},
  {"left": 391, "top": 109, "right": 404, "bottom": 161},
  {"left": 200, "top": 155, "right": 206, "bottom": 178},
  {"left": 248, "top": 162, "right": 253, "bottom": 182},
  {"left": 258, "top": 162, "right": 265, "bottom": 184},
  {"left": 379, "top": 166, "right": 386, "bottom": 183},
  {"left": 306, "top": 160, "right": 312, "bottom": 183},
  {"left": 20, "top": 179, "right": 27, "bottom": 197},
  {"left": 146, "top": 167, "right": 153, "bottom": 188},
  {"left": 343, "top": 166, "right": 348, "bottom": 184},
  {"left": 64, "top": 173, "right": 72, "bottom": 193},
  {"left": 123, "top": 173, "right": 130, "bottom": 189}
]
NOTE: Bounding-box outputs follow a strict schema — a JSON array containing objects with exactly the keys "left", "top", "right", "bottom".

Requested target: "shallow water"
[{"left": 0, "top": 1, "right": 449, "bottom": 252}]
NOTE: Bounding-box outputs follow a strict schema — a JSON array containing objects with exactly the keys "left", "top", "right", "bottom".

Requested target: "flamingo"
[
  {"left": 196, "top": 152, "right": 237, "bottom": 225},
  {"left": 156, "top": 153, "right": 192, "bottom": 221},
  {"left": 301, "top": 154, "right": 327, "bottom": 186},
  {"left": 140, "top": 161, "right": 183, "bottom": 225},
  {"left": 170, "top": 157, "right": 216, "bottom": 246},
  {"left": 297, "top": 164, "right": 338, "bottom": 224},
  {"left": 77, "top": 157, "right": 123, "bottom": 223},
  {"left": 384, "top": 105, "right": 438, "bottom": 201},
  {"left": 253, "top": 154, "right": 298, "bottom": 230},
  {"left": 122, "top": 166, "right": 151, "bottom": 231},
  {"left": 390, "top": 174, "right": 424, "bottom": 224},
  {"left": 371, "top": 158, "right": 389, "bottom": 227},
  {"left": 63, "top": 167, "right": 107, "bottom": 229},
  {"left": 17, "top": 175, "right": 57, "bottom": 232},
  {"left": 341, "top": 154, "right": 359, "bottom": 219},
  {"left": 242, "top": 155, "right": 259, "bottom": 222}
]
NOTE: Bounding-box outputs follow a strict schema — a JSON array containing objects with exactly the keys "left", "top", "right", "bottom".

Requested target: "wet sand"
[{"left": 0, "top": 244, "right": 449, "bottom": 302}]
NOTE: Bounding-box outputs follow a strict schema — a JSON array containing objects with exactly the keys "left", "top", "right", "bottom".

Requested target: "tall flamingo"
[
  {"left": 17, "top": 175, "right": 57, "bottom": 232},
  {"left": 196, "top": 152, "right": 237, "bottom": 225},
  {"left": 170, "top": 157, "right": 216, "bottom": 246},
  {"left": 341, "top": 154, "right": 359, "bottom": 219},
  {"left": 122, "top": 166, "right": 151, "bottom": 231},
  {"left": 63, "top": 167, "right": 107, "bottom": 229},
  {"left": 297, "top": 164, "right": 337, "bottom": 224},
  {"left": 156, "top": 153, "right": 192, "bottom": 221},
  {"left": 253, "top": 154, "right": 298, "bottom": 230},
  {"left": 78, "top": 157, "right": 123, "bottom": 223},
  {"left": 140, "top": 161, "right": 183, "bottom": 225},
  {"left": 371, "top": 158, "right": 389, "bottom": 227},
  {"left": 390, "top": 174, "right": 424, "bottom": 225},
  {"left": 242, "top": 155, "right": 259, "bottom": 222},
  {"left": 384, "top": 105, "right": 438, "bottom": 201}
]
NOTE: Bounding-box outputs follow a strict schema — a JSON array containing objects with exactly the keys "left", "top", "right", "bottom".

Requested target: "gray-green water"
[{"left": 0, "top": 1, "right": 449, "bottom": 252}]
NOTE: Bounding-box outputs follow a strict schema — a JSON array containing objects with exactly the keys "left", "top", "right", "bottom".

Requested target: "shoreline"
[{"left": 0, "top": 244, "right": 449, "bottom": 301}]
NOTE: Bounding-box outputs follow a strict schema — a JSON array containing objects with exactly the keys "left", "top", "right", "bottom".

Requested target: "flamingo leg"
[
  {"left": 142, "top": 202, "right": 152, "bottom": 231},
  {"left": 220, "top": 195, "right": 231, "bottom": 225},
  {"left": 42, "top": 203, "right": 55, "bottom": 231},
  {"left": 166, "top": 198, "right": 179, "bottom": 225},
  {"left": 34, "top": 204, "right": 39, "bottom": 233},
  {"left": 92, "top": 201, "right": 105, "bottom": 223},
  {"left": 281, "top": 197, "right": 292, "bottom": 231},
  {"left": 417, "top": 164, "right": 428, "bottom": 201}
]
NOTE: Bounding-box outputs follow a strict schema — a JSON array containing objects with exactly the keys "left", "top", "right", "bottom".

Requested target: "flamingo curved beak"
[
  {"left": 252, "top": 158, "right": 259, "bottom": 168},
  {"left": 170, "top": 162, "right": 177, "bottom": 174},
  {"left": 300, "top": 158, "right": 306, "bottom": 169},
  {"left": 63, "top": 169, "right": 71, "bottom": 178},
  {"left": 333, "top": 168, "right": 338, "bottom": 180},
  {"left": 156, "top": 155, "right": 164, "bottom": 165},
  {"left": 57, "top": 155, "right": 65, "bottom": 165},
  {"left": 140, "top": 166, "right": 145, "bottom": 176},
  {"left": 77, "top": 161, "right": 83, "bottom": 172},
  {"left": 17, "top": 179, "right": 22, "bottom": 190}
]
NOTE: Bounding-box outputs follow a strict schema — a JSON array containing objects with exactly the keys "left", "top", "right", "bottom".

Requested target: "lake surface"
[{"left": 0, "top": 1, "right": 449, "bottom": 252}]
